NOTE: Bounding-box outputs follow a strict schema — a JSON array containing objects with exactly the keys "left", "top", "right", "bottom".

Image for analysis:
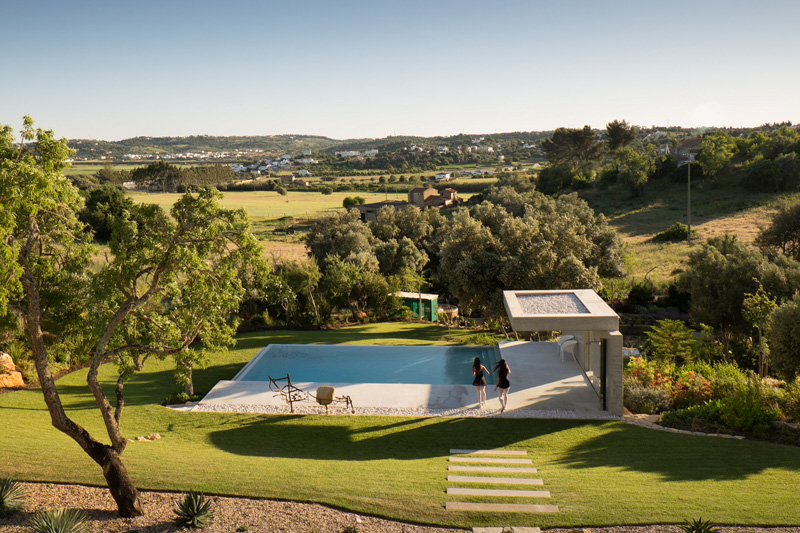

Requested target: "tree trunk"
[
  {"left": 184, "top": 375, "right": 195, "bottom": 397},
  {"left": 22, "top": 265, "right": 144, "bottom": 517},
  {"left": 100, "top": 448, "right": 145, "bottom": 517}
]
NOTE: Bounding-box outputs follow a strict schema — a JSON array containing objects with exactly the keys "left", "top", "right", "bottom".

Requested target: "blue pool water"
[{"left": 234, "top": 344, "right": 501, "bottom": 385}]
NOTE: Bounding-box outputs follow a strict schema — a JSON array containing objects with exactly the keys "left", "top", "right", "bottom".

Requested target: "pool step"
[{"left": 446, "top": 448, "right": 558, "bottom": 516}]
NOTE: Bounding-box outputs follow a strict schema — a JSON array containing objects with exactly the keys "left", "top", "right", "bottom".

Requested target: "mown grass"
[{"left": 1, "top": 324, "right": 800, "bottom": 528}]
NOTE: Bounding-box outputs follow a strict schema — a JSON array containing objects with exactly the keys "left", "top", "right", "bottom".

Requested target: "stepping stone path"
[{"left": 445, "top": 447, "right": 558, "bottom": 531}]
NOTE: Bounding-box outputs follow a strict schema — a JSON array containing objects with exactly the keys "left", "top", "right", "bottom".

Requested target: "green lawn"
[{"left": 1, "top": 324, "right": 800, "bottom": 528}]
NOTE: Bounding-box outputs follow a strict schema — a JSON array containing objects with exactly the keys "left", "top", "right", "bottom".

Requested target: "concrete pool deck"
[{"left": 196, "top": 341, "right": 612, "bottom": 419}]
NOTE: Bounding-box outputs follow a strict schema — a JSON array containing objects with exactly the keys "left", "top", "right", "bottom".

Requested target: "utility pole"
[{"left": 687, "top": 158, "right": 692, "bottom": 244}]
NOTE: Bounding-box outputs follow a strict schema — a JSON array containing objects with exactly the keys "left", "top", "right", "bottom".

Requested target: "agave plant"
[
  {"left": 173, "top": 491, "right": 214, "bottom": 529},
  {"left": 679, "top": 517, "right": 721, "bottom": 533},
  {"left": 0, "top": 477, "right": 26, "bottom": 518},
  {"left": 25, "top": 509, "right": 89, "bottom": 533}
]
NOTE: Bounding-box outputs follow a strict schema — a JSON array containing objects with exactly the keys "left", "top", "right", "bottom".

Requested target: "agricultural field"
[{"left": 120, "top": 174, "right": 788, "bottom": 285}]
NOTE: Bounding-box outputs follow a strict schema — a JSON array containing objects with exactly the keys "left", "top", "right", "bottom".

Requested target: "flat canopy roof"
[
  {"left": 503, "top": 289, "right": 619, "bottom": 332},
  {"left": 395, "top": 291, "right": 439, "bottom": 300}
]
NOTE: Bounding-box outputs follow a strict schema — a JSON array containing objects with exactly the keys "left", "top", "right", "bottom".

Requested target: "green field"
[
  {"left": 128, "top": 190, "right": 410, "bottom": 220},
  {"left": 2, "top": 324, "right": 800, "bottom": 529}
]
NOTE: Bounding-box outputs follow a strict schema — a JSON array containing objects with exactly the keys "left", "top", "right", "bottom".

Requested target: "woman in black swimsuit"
[
  {"left": 493, "top": 359, "right": 511, "bottom": 412},
  {"left": 472, "top": 357, "right": 490, "bottom": 408}
]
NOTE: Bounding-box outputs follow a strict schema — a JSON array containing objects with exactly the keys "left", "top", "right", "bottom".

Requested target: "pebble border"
[{"left": 185, "top": 402, "right": 621, "bottom": 419}]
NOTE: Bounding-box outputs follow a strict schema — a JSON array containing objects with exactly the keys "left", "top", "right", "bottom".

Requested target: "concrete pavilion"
[{"left": 502, "top": 289, "right": 623, "bottom": 417}]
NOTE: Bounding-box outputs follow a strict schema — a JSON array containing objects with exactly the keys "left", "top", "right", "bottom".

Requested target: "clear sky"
[{"left": 2, "top": 0, "right": 798, "bottom": 140}]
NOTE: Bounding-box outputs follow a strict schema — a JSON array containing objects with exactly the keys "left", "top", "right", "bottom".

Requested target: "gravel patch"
[
  {"left": 3, "top": 483, "right": 797, "bottom": 533},
  {"left": 2, "top": 483, "right": 464, "bottom": 533},
  {"left": 189, "top": 403, "right": 620, "bottom": 420},
  {"left": 517, "top": 294, "right": 589, "bottom": 315}
]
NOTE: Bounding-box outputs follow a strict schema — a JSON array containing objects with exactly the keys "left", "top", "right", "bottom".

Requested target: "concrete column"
[{"left": 602, "top": 330, "right": 624, "bottom": 417}]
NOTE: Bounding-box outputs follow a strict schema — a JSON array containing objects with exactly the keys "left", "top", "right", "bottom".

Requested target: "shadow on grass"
[
  {"left": 555, "top": 422, "right": 800, "bottom": 481},
  {"left": 205, "top": 414, "right": 800, "bottom": 481},
  {"left": 207, "top": 415, "right": 573, "bottom": 462},
  {"left": 233, "top": 324, "right": 463, "bottom": 348}
]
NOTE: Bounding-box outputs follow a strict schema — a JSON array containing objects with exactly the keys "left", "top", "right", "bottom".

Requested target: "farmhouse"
[
  {"left": 434, "top": 172, "right": 452, "bottom": 181},
  {"left": 354, "top": 187, "right": 462, "bottom": 221}
]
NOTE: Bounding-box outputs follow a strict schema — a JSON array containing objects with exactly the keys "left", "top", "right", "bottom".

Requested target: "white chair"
[{"left": 557, "top": 335, "right": 577, "bottom": 364}]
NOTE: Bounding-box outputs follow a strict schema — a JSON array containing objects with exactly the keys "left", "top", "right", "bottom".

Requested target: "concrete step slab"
[
  {"left": 447, "top": 487, "right": 550, "bottom": 497},
  {"left": 446, "top": 502, "right": 559, "bottom": 513},
  {"left": 450, "top": 457, "right": 532, "bottom": 464},
  {"left": 451, "top": 449, "right": 528, "bottom": 456},
  {"left": 448, "top": 475, "right": 543, "bottom": 485},
  {"left": 449, "top": 465, "right": 539, "bottom": 474}
]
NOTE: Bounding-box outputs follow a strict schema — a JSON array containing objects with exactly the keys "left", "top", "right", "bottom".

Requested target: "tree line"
[{"left": 536, "top": 120, "right": 800, "bottom": 197}]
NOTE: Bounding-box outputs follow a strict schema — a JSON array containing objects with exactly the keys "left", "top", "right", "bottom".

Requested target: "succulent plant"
[
  {"left": 678, "top": 517, "right": 721, "bottom": 533},
  {"left": 25, "top": 509, "right": 89, "bottom": 533},
  {"left": 0, "top": 477, "right": 25, "bottom": 518},
  {"left": 173, "top": 491, "right": 214, "bottom": 529}
]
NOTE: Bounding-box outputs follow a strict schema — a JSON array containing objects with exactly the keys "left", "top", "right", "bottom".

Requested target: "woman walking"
[
  {"left": 493, "top": 359, "right": 511, "bottom": 412},
  {"left": 471, "top": 357, "right": 490, "bottom": 408}
]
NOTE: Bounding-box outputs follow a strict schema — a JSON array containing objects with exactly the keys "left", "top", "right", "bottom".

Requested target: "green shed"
[{"left": 396, "top": 291, "right": 439, "bottom": 321}]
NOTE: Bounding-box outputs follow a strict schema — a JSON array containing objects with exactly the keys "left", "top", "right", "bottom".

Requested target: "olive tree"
[{"left": 0, "top": 118, "right": 262, "bottom": 517}]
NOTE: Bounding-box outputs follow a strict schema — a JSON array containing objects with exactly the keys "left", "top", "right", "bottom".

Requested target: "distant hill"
[
  {"left": 67, "top": 131, "right": 558, "bottom": 161},
  {"left": 68, "top": 135, "right": 342, "bottom": 160}
]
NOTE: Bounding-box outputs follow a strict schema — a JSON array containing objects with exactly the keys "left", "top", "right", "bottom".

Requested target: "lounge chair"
[{"left": 268, "top": 374, "right": 354, "bottom": 414}]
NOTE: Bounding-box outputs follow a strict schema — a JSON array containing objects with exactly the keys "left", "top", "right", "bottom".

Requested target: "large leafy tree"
[
  {"left": 0, "top": 118, "right": 262, "bottom": 517},
  {"left": 617, "top": 145, "right": 656, "bottom": 197},
  {"left": 756, "top": 199, "right": 800, "bottom": 260},
  {"left": 697, "top": 131, "right": 738, "bottom": 177},
  {"left": 605, "top": 119, "right": 638, "bottom": 152},
  {"left": 304, "top": 208, "right": 376, "bottom": 268},
  {"left": 437, "top": 188, "right": 625, "bottom": 319},
  {"left": 541, "top": 126, "right": 604, "bottom": 174},
  {"left": 767, "top": 293, "right": 800, "bottom": 380},
  {"left": 78, "top": 184, "right": 136, "bottom": 242},
  {"left": 679, "top": 235, "right": 800, "bottom": 350}
]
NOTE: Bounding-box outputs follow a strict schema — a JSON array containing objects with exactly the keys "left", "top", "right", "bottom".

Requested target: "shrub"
[
  {"left": 320, "top": 186, "right": 334, "bottom": 195},
  {"left": 25, "top": 509, "right": 89, "bottom": 533},
  {"left": 698, "top": 361, "right": 748, "bottom": 400},
  {"left": 779, "top": 377, "right": 800, "bottom": 422},
  {"left": 643, "top": 319, "right": 695, "bottom": 365},
  {"left": 678, "top": 517, "right": 721, "bottom": 533},
  {"left": 275, "top": 186, "right": 287, "bottom": 196},
  {"left": 173, "top": 491, "right": 214, "bottom": 529},
  {"left": 163, "top": 392, "right": 202, "bottom": 405},
  {"left": 719, "top": 377, "right": 781, "bottom": 432},
  {"left": 661, "top": 400, "right": 725, "bottom": 433},
  {"left": 443, "top": 332, "right": 499, "bottom": 346},
  {"left": 653, "top": 222, "right": 697, "bottom": 243},
  {"left": 0, "top": 478, "right": 25, "bottom": 518},
  {"left": 536, "top": 163, "right": 576, "bottom": 195},
  {"left": 671, "top": 369, "right": 712, "bottom": 409},
  {"left": 623, "top": 381, "right": 672, "bottom": 414},
  {"left": 626, "top": 282, "right": 654, "bottom": 307},
  {"left": 625, "top": 357, "right": 675, "bottom": 388}
]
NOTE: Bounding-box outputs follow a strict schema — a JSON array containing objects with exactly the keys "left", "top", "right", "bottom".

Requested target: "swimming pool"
[{"left": 233, "top": 344, "right": 501, "bottom": 386}]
